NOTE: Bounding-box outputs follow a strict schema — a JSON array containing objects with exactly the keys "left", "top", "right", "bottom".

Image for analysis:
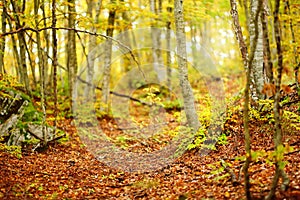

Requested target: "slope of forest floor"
[
  {"left": 1, "top": 102, "right": 300, "bottom": 199},
  {"left": 1, "top": 77, "right": 300, "bottom": 199}
]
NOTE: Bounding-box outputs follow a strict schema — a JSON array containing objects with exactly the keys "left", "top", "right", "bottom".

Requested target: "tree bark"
[
  {"left": 266, "top": 0, "right": 290, "bottom": 198},
  {"left": 249, "top": 0, "right": 264, "bottom": 100},
  {"left": 150, "top": 0, "right": 164, "bottom": 82},
  {"left": 6, "top": 15, "right": 21, "bottom": 78},
  {"left": 261, "top": 0, "right": 273, "bottom": 84},
  {"left": 166, "top": 0, "right": 172, "bottom": 90},
  {"left": 41, "top": 0, "right": 50, "bottom": 87},
  {"left": 0, "top": 0, "right": 7, "bottom": 74},
  {"left": 11, "top": 0, "right": 31, "bottom": 94},
  {"left": 230, "top": 0, "right": 262, "bottom": 198},
  {"left": 84, "top": 0, "right": 102, "bottom": 98},
  {"left": 34, "top": 0, "right": 47, "bottom": 147},
  {"left": 52, "top": 0, "right": 58, "bottom": 130},
  {"left": 101, "top": 0, "right": 116, "bottom": 112},
  {"left": 67, "top": 0, "right": 78, "bottom": 111},
  {"left": 284, "top": 0, "right": 299, "bottom": 87},
  {"left": 120, "top": 0, "right": 132, "bottom": 72},
  {"left": 174, "top": 0, "right": 200, "bottom": 131}
]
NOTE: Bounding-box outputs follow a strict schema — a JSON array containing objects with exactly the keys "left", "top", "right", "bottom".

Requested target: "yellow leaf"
[{"left": 224, "top": 191, "right": 230, "bottom": 198}]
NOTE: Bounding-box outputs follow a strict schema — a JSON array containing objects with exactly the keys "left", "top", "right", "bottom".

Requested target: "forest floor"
[{"left": 1, "top": 84, "right": 300, "bottom": 199}]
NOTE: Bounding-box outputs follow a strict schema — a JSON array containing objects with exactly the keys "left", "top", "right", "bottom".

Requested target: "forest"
[{"left": 0, "top": 0, "right": 300, "bottom": 199}]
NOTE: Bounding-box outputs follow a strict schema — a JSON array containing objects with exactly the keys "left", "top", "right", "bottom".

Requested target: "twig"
[
  {"left": 220, "top": 159, "right": 239, "bottom": 186},
  {"left": 0, "top": 26, "right": 146, "bottom": 81},
  {"left": 48, "top": 134, "right": 67, "bottom": 143}
]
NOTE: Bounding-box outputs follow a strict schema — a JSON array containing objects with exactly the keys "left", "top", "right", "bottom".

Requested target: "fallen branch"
[
  {"left": 76, "top": 76, "right": 154, "bottom": 107},
  {"left": 220, "top": 159, "right": 239, "bottom": 186},
  {"left": 48, "top": 134, "right": 67, "bottom": 143},
  {"left": 26, "top": 128, "right": 43, "bottom": 141}
]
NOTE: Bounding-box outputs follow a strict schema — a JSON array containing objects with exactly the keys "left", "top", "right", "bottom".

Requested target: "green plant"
[
  {"left": 187, "top": 127, "right": 207, "bottom": 150},
  {"left": 132, "top": 178, "right": 160, "bottom": 189},
  {"left": 0, "top": 142, "right": 22, "bottom": 158},
  {"left": 217, "top": 133, "right": 228, "bottom": 145}
]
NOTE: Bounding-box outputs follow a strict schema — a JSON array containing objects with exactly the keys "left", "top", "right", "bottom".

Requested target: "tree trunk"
[
  {"left": 261, "top": 0, "right": 273, "bottom": 84},
  {"left": 11, "top": 0, "right": 31, "bottom": 94},
  {"left": 6, "top": 16, "right": 21, "bottom": 77},
  {"left": 84, "top": 0, "right": 102, "bottom": 98},
  {"left": 230, "top": 0, "right": 262, "bottom": 198},
  {"left": 34, "top": 0, "right": 47, "bottom": 147},
  {"left": 41, "top": 0, "right": 50, "bottom": 87},
  {"left": 0, "top": 0, "right": 7, "bottom": 74},
  {"left": 166, "top": 0, "right": 172, "bottom": 90},
  {"left": 174, "top": 0, "right": 200, "bottom": 131},
  {"left": 266, "top": 0, "right": 290, "bottom": 198},
  {"left": 249, "top": 0, "right": 264, "bottom": 100},
  {"left": 284, "top": 0, "right": 299, "bottom": 87},
  {"left": 67, "top": 0, "right": 78, "bottom": 111},
  {"left": 101, "top": 0, "right": 116, "bottom": 112},
  {"left": 150, "top": 0, "right": 164, "bottom": 82},
  {"left": 52, "top": 0, "right": 58, "bottom": 130},
  {"left": 120, "top": 0, "right": 132, "bottom": 73}
]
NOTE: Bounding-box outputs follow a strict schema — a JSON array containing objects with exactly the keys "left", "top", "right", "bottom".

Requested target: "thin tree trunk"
[
  {"left": 285, "top": 0, "right": 299, "bottom": 87},
  {"left": 174, "top": 0, "right": 200, "bottom": 131},
  {"left": 52, "top": 0, "right": 58, "bottom": 131},
  {"left": 230, "top": 0, "right": 251, "bottom": 197},
  {"left": 166, "top": 0, "right": 172, "bottom": 90},
  {"left": 67, "top": 0, "right": 78, "bottom": 111},
  {"left": 230, "top": 0, "right": 262, "bottom": 198},
  {"left": 101, "top": 0, "right": 116, "bottom": 112},
  {"left": 34, "top": 0, "right": 47, "bottom": 147},
  {"left": 6, "top": 15, "right": 21, "bottom": 77},
  {"left": 85, "top": 0, "right": 102, "bottom": 97},
  {"left": 191, "top": 25, "right": 198, "bottom": 67},
  {"left": 0, "top": 0, "right": 7, "bottom": 74},
  {"left": 266, "top": 0, "right": 290, "bottom": 198},
  {"left": 261, "top": 0, "right": 273, "bottom": 84},
  {"left": 120, "top": 0, "right": 132, "bottom": 72},
  {"left": 11, "top": 0, "right": 31, "bottom": 94},
  {"left": 41, "top": 0, "right": 50, "bottom": 87},
  {"left": 150, "top": 0, "right": 164, "bottom": 82},
  {"left": 25, "top": 35, "right": 37, "bottom": 87}
]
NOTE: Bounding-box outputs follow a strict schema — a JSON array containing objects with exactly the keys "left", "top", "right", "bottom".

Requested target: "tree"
[
  {"left": 101, "top": 0, "right": 116, "bottom": 112},
  {"left": 266, "top": 0, "right": 290, "bottom": 198},
  {"left": 150, "top": 0, "right": 164, "bottom": 82},
  {"left": 34, "top": 0, "right": 47, "bottom": 147},
  {"left": 10, "top": 0, "right": 31, "bottom": 94},
  {"left": 166, "top": 0, "right": 172, "bottom": 90},
  {"left": 0, "top": 0, "right": 7, "bottom": 74},
  {"left": 231, "top": 0, "right": 292, "bottom": 198},
  {"left": 230, "top": 0, "right": 263, "bottom": 198},
  {"left": 261, "top": 0, "right": 273, "bottom": 84},
  {"left": 174, "top": 0, "right": 200, "bottom": 131},
  {"left": 52, "top": 0, "right": 58, "bottom": 131},
  {"left": 249, "top": 0, "right": 264, "bottom": 100},
  {"left": 119, "top": 0, "right": 132, "bottom": 73},
  {"left": 84, "top": 0, "right": 102, "bottom": 98},
  {"left": 67, "top": 0, "right": 78, "bottom": 110}
]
